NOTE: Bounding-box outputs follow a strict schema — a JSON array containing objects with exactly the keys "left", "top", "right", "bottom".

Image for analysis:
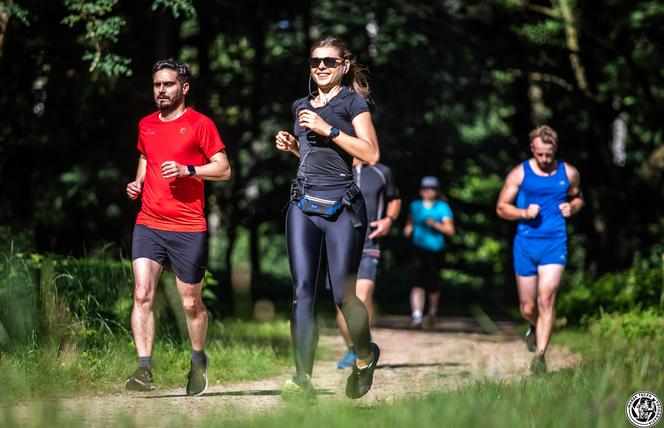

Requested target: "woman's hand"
[
  {"left": 275, "top": 131, "right": 300, "bottom": 156},
  {"left": 298, "top": 109, "right": 332, "bottom": 137}
]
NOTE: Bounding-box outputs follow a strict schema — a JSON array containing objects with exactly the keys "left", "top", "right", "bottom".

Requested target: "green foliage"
[
  {"left": 0, "top": 1, "right": 30, "bottom": 26},
  {"left": 590, "top": 308, "right": 664, "bottom": 340},
  {"left": 61, "top": 0, "right": 132, "bottom": 76},
  {"left": 151, "top": 0, "right": 196, "bottom": 18},
  {"left": 558, "top": 257, "right": 664, "bottom": 324}
]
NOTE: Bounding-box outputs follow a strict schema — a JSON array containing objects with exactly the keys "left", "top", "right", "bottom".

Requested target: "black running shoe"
[
  {"left": 345, "top": 342, "right": 380, "bottom": 399},
  {"left": 524, "top": 324, "right": 536, "bottom": 353},
  {"left": 186, "top": 359, "right": 208, "bottom": 397},
  {"left": 281, "top": 374, "right": 317, "bottom": 406},
  {"left": 125, "top": 366, "right": 156, "bottom": 392}
]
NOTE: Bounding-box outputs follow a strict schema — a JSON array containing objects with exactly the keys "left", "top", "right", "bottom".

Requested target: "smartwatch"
[
  {"left": 329, "top": 127, "right": 340, "bottom": 139},
  {"left": 187, "top": 165, "right": 196, "bottom": 177}
]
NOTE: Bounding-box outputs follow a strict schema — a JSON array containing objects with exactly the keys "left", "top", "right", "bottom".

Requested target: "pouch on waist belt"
[{"left": 290, "top": 179, "right": 362, "bottom": 228}]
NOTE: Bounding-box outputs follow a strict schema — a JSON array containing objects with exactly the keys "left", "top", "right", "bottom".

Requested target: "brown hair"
[
  {"left": 529, "top": 125, "right": 558, "bottom": 146},
  {"left": 310, "top": 37, "right": 371, "bottom": 100}
]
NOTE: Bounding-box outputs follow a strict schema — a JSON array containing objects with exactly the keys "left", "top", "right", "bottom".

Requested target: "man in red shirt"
[{"left": 125, "top": 59, "right": 231, "bottom": 396}]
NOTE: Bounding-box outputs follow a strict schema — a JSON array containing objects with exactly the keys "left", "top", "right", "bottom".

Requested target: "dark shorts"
[
  {"left": 132, "top": 224, "right": 208, "bottom": 284},
  {"left": 513, "top": 235, "right": 567, "bottom": 277},
  {"left": 411, "top": 245, "right": 443, "bottom": 292},
  {"left": 357, "top": 255, "right": 380, "bottom": 282}
]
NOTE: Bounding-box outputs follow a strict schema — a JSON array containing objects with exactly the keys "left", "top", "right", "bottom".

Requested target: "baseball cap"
[{"left": 420, "top": 176, "right": 440, "bottom": 189}]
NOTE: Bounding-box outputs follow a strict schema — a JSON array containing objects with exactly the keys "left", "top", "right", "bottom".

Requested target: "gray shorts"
[{"left": 357, "top": 255, "right": 380, "bottom": 282}]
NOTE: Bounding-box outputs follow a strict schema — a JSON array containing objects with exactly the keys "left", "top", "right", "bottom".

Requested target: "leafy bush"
[
  {"left": 589, "top": 308, "right": 664, "bottom": 340},
  {"left": 558, "top": 259, "right": 663, "bottom": 324}
]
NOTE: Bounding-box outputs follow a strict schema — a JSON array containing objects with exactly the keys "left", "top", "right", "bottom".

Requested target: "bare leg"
[
  {"left": 176, "top": 278, "right": 208, "bottom": 352},
  {"left": 131, "top": 258, "right": 163, "bottom": 357},
  {"left": 337, "top": 278, "right": 376, "bottom": 348},
  {"left": 535, "top": 264, "right": 565, "bottom": 357},
  {"left": 410, "top": 287, "right": 425, "bottom": 315},
  {"left": 427, "top": 291, "right": 440, "bottom": 315},
  {"left": 516, "top": 275, "right": 538, "bottom": 326}
]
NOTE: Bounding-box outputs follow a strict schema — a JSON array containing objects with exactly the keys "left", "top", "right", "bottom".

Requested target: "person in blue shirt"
[
  {"left": 403, "top": 176, "right": 455, "bottom": 329},
  {"left": 496, "top": 125, "right": 584, "bottom": 374}
]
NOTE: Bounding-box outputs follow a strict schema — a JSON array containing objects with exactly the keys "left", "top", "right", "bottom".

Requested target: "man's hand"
[
  {"left": 523, "top": 204, "right": 541, "bottom": 219},
  {"left": 368, "top": 217, "right": 393, "bottom": 239},
  {"left": 126, "top": 180, "right": 143, "bottom": 200},
  {"left": 161, "top": 161, "right": 188, "bottom": 179},
  {"left": 559, "top": 202, "right": 572, "bottom": 218}
]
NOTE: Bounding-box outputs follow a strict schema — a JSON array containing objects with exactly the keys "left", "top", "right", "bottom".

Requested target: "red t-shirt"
[{"left": 135, "top": 108, "right": 224, "bottom": 232}]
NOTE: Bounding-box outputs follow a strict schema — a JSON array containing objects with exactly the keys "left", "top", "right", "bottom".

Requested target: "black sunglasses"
[{"left": 309, "top": 57, "right": 343, "bottom": 68}]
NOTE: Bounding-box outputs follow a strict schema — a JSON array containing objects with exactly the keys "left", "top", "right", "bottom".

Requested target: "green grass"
[
  {"left": 0, "top": 319, "right": 292, "bottom": 400},
  {"left": 220, "top": 328, "right": 662, "bottom": 428},
  {"left": 2, "top": 315, "right": 663, "bottom": 428}
]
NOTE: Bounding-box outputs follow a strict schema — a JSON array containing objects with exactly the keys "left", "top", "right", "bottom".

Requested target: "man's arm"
[
  {"left": 126, "top": 154, "right": 147, "bottom": 199},
  {"left": 368, "top": 198, "right": 402, "bottom": 239},
  {"left": 560, "top": 163, "right": 584, "bottom": 217},
  {"left": 496, "top": 165, "right": 539, "bottom": 221},
  {"left": 161, "top": 150, "right": 231, "bottom": 181}
]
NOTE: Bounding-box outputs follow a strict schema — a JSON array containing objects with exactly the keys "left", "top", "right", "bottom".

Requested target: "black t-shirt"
[
  {"left": 291, "top": 87, "right": 370, "bottom": 186},
  {"left": 354, "top": 163, "right": 400, "bottom": 253}
]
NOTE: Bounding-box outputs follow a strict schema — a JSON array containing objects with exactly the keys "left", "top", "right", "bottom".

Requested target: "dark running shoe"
[
  {"left": 345, "top": 342, "right": 380, "bottom": 399},
  {"left": 125, "top": 366, "right": 156, "bottom": 392},
  {"left": 186, "top": 359, "right": 208, "bottom": 396},
  {"left": 524, "top": 324, "right": 536, "bottom": 353},
  {"left": 530, "top": 355, "right": 547, "bottom": 375},
  {"left": 281, "top": 374, "right": 317, "bottom": 406}
]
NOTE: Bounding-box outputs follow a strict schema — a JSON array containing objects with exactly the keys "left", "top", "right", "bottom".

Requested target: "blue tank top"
[{"left": 516, "top": 160, "right": 569, "bottom": 239}]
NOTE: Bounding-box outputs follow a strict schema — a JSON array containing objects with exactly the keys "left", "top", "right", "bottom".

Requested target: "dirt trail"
[{"left": 14, "top": 317, "right": 581, "bottom": 425}]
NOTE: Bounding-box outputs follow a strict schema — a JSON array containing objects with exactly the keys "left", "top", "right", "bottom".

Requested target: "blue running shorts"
[{"left": 513, "top": 235, "right": 567, "bottom": 277}]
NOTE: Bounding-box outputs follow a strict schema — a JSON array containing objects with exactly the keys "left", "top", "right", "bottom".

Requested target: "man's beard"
[{"left": 155, "top": 92, "right": 183, "bottom": 113}]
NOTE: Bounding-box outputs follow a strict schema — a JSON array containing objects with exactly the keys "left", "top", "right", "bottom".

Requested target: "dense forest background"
[{"left": 2, "top": 0, "right": 664, "bottom": 318}]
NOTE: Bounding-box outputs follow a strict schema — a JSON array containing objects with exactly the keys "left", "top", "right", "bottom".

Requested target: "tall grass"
[{"left": 0, "top": 319, "right": 292, "bottom": 400}]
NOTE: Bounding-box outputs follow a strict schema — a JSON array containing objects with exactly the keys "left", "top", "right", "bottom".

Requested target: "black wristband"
[{"left": 187, "top": 165, "right": 196, "bottom": 177}]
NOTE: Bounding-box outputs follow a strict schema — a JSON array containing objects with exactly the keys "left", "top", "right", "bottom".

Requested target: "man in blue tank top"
[{"left": 496, "top": 125, "right": 584, "bottom": 374}]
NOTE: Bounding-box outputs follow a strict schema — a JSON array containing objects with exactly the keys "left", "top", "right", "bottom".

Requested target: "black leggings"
[{"left": 285, "top": 193, "right": 370, "bottom": 377}]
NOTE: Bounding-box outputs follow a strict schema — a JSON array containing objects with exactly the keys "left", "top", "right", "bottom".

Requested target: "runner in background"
[
  {"left": 496, "top": 125, "right": 584, "bottom": 374},
  {"left": 403, "top": 176, "right": 455, "bottom": 329},
  {"left": 336, "top": 159, "right": 401, "bottom": 369}
]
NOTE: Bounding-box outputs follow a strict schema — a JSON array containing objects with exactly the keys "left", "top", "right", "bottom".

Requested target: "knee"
[
  {"left": 537, "top": 293, "right": 556, "bottom": 311},
  {"left": 133, "top": 287, "right": 154, "bottom": 308},
  {"left": 520, "top": 302, "right": 537, "bottom": 319},
  {"left": 181, "top": 295, "right": 204, "bottom": 315}
]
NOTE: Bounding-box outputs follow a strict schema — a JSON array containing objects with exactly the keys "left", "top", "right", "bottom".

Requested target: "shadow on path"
[
  {"left": 141, "top": 389, "right": 335, "bottom": 399},
  {"left": 374, "top": 315, "right": 520, "bottom": 337}
]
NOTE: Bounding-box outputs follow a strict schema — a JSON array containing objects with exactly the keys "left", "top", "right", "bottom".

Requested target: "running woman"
[
  {"left": 124, "top": 59, "right": 231, "bottom": 396},
  {"left": 496, "top": 125, "right": 583, "bottom": 374},
  {"left": 403, "top": 176, "right": 455, "bottom": 329},
  {"left": 274, "top": 37, "right": 380, "bottom": 404},
  {"left": 336, "top": 159, "right": 401, "bottom": 369}
]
